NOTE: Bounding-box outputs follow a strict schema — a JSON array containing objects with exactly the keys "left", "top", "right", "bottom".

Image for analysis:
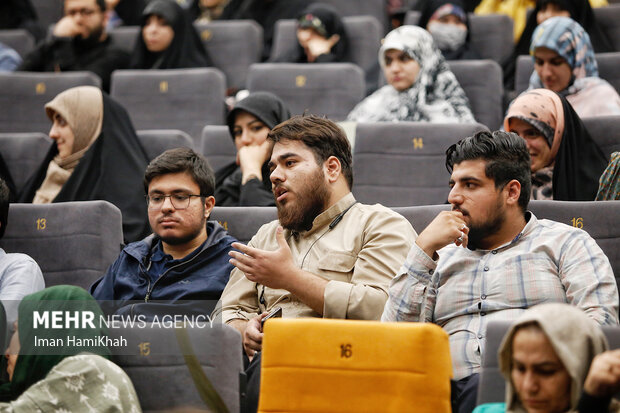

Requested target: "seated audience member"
[
  {"left": 473, "top": 303, "right": 617, "bottom": 413},
  {"left": 193, "top": 0, "right": 231, "bottom": 23},
  {"left": 0, "top": 179, "right": 44, "bottom": 327},
  {"left": 130, "top": 0, "right": 213, "bottom": 69},
  {"left": 0, "top": 44, "right": 22, "bottom": 72},
  {"left": 17, "top": 0, "right": 130, "bottom": 92},
  {"left": 219, "top": 115, "right": 416, "bottom": 412},
  {"left": 382, "top": 130, "right": 618, "bottom": 413},
  {"left": 418, "top": 0, "right": 481, "bottom": 60},
  {"left": 90, "top": 148, "right": 237, "bottom": 316},
  {"left": 18, "top": 86, "right": 150, "bottom": 243},
  {"left": 526, "top": 16, "right": 620, "bottom": 118},
  {"left": 346, "top": 25, "right": 476, "bottom": 123},
  {"left": 0, "top": 285, "right": 141, "bottom": 410},
  {"left": 505, "top": 88, "right": 608, "bottom": 201},
  {"left": 596, "top": 152, "right": 620, "bottom": 200},
  {"left": 215, "top": 91, "right": 291, "bottom": 206},
  {"left": 272, "top": 3, "right": 348, "bottom": 64}
]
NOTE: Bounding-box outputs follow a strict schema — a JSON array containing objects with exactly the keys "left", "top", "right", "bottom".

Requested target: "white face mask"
[{"left": 428, "top": 21, "right": 467, "bottom": 52}]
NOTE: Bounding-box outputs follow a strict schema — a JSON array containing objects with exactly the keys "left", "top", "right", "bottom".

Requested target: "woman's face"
[
  {"left": 509, "top": 118, "right": 553, "bottom": 172},
  {"left": 142, "top": 14, "right": 175, "bottom": 53},
  {"left": 383, "top": 49, "right": 420, "bottom": 92},
  {"left": 49, "top": 112, "right": 75, "bottom": 159},
  {"left": 5, "top": 323, "right": 19, "bottom": 382},
  {"left": 537, "top": 2, "right": 570, "bottom": 25},
  {"left": 511, "top": 326, "right": 572, "bottom": 413},
  {"left": 534, "top": 47, "right": 573, "bottom": 92},
  {"left": 233, "top": 111, "right": 270, "bottom": 151}
]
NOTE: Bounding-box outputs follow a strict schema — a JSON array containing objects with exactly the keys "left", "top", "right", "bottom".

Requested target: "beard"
[
  {"left": 157, "top": 206, "right": 207, "bottom": 246},
  {"left": 275, "top": 168, "right": 329, "bottom": 233},
  {"left": 457, "top": 196, "right": 506, "bottom": 250},
  {"left": 73, "top": 24, "right": 104, "bottom": 49}
]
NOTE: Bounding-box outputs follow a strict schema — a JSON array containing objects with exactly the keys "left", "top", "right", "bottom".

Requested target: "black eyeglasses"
[{"left": 146, "top": 194, "right": 203, "bottom": 210}]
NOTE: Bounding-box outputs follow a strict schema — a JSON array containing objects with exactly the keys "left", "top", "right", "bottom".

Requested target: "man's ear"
[
  {"left": 504, "top": 179, "right": 522, "bottom": 206},
  {"left": 204, "top": 196, "right": 216, "bottom": 219},
  {"left": 324, "top": 156, "right": 342, "bottom": 184}
]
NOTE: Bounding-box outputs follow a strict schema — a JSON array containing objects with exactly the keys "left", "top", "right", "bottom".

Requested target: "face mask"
[{"left": 428, "top": 21, "right": 467, "bottom": 52}]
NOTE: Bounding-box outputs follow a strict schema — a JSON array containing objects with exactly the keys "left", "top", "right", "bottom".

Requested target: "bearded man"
[{"left": 18, "top": 0, "right": 129, "bottom": 91}]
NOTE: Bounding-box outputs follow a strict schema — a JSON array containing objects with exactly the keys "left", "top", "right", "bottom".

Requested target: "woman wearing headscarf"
[
  {"left": 215, "top": 92, "right": 290, "bottom": 206},
  {"left": 505, "top": 88, "right": 608, "bottom": 201},
  {"left": 18, "top": 86, "right": 151, "bottom": 243},
  {"left": 526, "top": 16, "right": 620, "bottom": 117},
  {"left": 418, "top": 0, "right": 481, "bottom": 60},
  {"left": 272, "top": 3, "right": 349, "bottom": 64},
  {"left": 0, "top": 285, "right": 142, "bottom": 411},
  {"left": 130, "top": 0, "right": 212, "bottom": 69},
  {"left": 346, "top": 25, "right": 475, "bottom": 123},
  {"left": 473, "top": 303, "right": 619, "bottom": 413},
  {"left": 596, "top": 152, "right": 620, "bottom": 200}
]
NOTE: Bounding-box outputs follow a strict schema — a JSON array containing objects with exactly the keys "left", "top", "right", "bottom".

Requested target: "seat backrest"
[
  {"left": 593, "top": 5, "right": 620, "bottom": 51},
  {"left": 353, "top": 122, "right": 489, "bottom": 206},
  {"left": 0, "top": 201, "right": 123, "bottom": 289},
  {"left": 448, "top": 60, "right": 504, "bottom": 129},
  {"left": 111, "top": 323, "right": 243, "bottom": 413},
  {"left": 247, "top": 63, "right": 365, "bottom": 121},
  {"left": 258, "top": 318, "right": 452, "bottom": 413},
  {"left": 108, "top": 26, "right": 139, "bottom": 55},
  {"left": 515, "top": 52, "right": 620, "bottom": 94},
  {"left": 0, "top": 133, "right": 51, "bottom": 193},
  {"left": 194, "top": 20, "right": 263, "bottom": 91},
  {"left": 0, "top": 71, "right": 102, "bottom": 134},
  {"left": 30, "top": 0, "right": 64, "bottom": 32},
  {"left": 210, "top": 207, "right": 277, "bottom": 244},
  {"left": 200, "top": 125, "right": 236, "bottom": 172},
  {"left": 270, "top": 16, "right": 382, "bottom": 76},
  {"left": 136, "top": 129, "right": 194, "bottom": 161},
  {"left": 316, "top": 0, "right": 389, "bottom": 33},
  {"left": 392, "top": 204, "right": 450, "bottom": 234},
  {"left": 110, "top": 68, "right": 226, "bottom": 145},
  {"left": 0, "top": 29, "right": 35, "bottom": 58},
  {"left": 582, "top": 116, "right": 620, "bottom": 158}
]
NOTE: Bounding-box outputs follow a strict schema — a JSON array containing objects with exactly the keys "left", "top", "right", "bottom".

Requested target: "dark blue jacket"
[{"left": 90, "top": 221, "right": 236, "bottom": 315}]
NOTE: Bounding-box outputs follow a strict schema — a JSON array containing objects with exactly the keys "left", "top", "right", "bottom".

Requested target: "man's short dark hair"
[
  {"left": 143, "top": 148, "right": 215, "bottom": 197},
  {"left": 267, "top": 115, "right": 353, "bottom": 189},
  {"left": 0, "top": 178, "right": 9, "bottom": 239},
  {"left": 66, "top": 0, "right": 106, "bottom": 13},
  {"left": 445, "top": 130, "right": 532, "bottom": 212}
]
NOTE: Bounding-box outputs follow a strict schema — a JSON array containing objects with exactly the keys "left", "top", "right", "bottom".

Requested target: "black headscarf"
[
  {"left": 130, "top": 0, "right": 212, "bottom": 69},
  {"left": 18, "top": 93, "right": 151, "bottom": 243},
  {"left": 225, "top": 91, "right": 291, "bottom": 137},
  {"left": 503, "top": 0, "right": 612, "bottom": 90}
]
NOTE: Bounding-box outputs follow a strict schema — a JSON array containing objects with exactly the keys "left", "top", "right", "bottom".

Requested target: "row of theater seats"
[
  {"left": 2, "top": 118, "right": 619, "bottom": 205},
  {"left": 0, "top": 199, "right": 618, "bottom": 292}
]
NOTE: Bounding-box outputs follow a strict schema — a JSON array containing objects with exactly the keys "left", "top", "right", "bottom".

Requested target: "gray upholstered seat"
[
  {"left": 30, "top": 0, "right": 63, "bottom": 31},
  {"left": 515, "top": 52, "right": 620, "bottom": 94},
  {"left": 448, "top": 60, "right": 504, "bottom": 129},
  {"left": 210, "top": 207, "right": 277, "bottom": 244},
  {"left": 0, "top": 71, "right": 101, "bottom": 134},
  {"left": 136, "top": 129, "right": 194, "bottom": 161},
  {"left": 200, "top": 125, "right": 236, "bottom": 172},
  {"left": 582, "top": 116, "right": 620, "bottom": 158},
  {"left": 0, "top": 29, "right": 35, "bottom": 58},
  {"left": 246, "top": 63, "right": 365, "bottom": 121},
  {"left": 110, "top": 68, "right": 226, "bottom": 145},
  {"left": 111, "top": 323, "right": 243, "bottom": 413},
  {"left": 353, "top": 122, "right": 489, "bottom": 206},
  {"left": 0, "top": 201, "right": 123, "bottom": 289},
  {"left": 194, "top": 20, "right": 263, "bottom": 91},
  {"left": 108, "top": 25, "right": 139, "bottom": 54},
  {"left": 0, "top": 133, "right": 51, "bottom": 193},
  {"left": 593, "top": 5, "right": 620, "bottom": 51}
]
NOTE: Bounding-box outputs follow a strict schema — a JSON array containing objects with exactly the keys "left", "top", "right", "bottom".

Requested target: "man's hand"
[
  {"left": 229, "top": 226, "right": 298, "bottom": 290},
  {"left": 305, "top": 34, "right": 340, "bottom": 62},
  {"left": 237, "top": 140, "right": 271, "bottom": 184},
  {"left": 53, "top": 16, "right": 84, "bottom": 38},
  {"left": 415, "top": 211, "right": 469, "bottom": 259},
  {"left": 584, "top": 349, "right": 620, "bottom": 397},
  {"left": 243, "top": 313, "right": 267, "bottom": 358}
]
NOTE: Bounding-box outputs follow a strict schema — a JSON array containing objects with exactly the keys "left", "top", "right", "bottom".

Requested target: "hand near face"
[
  {"left": 242, "top": 312, "right": 267, "bottom": 357},
  {"left": 53, "top": 16, "right": 86, "bottom": 38},
  {"left": 237, "top": 140, "right": 272, "bottom": 183},
  {"left": 229, "top": 226, "right": 297, "bottom": 290},
  {"left": 584, "top": 350, "right": 620, "bottom": 398},
  {"left": 305, "top": 34, "right": 340, "bottom": 62},
  {"left": 415, "top": 210, "right": 469, "bottom": 259}
]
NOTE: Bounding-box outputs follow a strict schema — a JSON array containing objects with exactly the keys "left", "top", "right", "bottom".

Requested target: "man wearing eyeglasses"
[
  {"left": 90, "top": 148, "right": 237, "bottom": 316},
  {"left": 18, "top": 0, "right": 129, "bottom": 92}
]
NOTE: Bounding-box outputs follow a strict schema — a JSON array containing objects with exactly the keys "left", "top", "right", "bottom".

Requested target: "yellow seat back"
[{"left": 258, "top": 318, "right": 452, "bottom": 413}]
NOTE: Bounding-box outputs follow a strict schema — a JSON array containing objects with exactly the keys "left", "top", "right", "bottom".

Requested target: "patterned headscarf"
[{"left": 528, "top": 16, "right": 598, "bottom": 93}]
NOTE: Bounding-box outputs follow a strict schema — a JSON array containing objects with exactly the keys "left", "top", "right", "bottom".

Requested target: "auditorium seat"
[
  {"left": 110, "top": 68, "right": 226, "bottom": 145},
  {"left": 0, "top": 71, "right": 101, "bottom": 134},
  {"left": 0, "top": 201, "right": 123, "bottom": 289},
  {"left": 108, "top": 26, "right": 139, "bottom": 54},
  {"left": 593, "top": 5, "right": 620, "bottom": 51},
  {"left": 246, "top": 63, "right": 365, "bottom": 121},
  {"left": 582, "top": 116, "right": 620, "bottom": 158},
  {"left": 200, "top": 125, "right": 236, "bottom": 172},
  {"left": 258, "top": 318, "right": 452, "bottom": 413},
  {"left": 210, "top": 207, "right": 277, "bottom": 244},
  {"left": 136, "top": 129, "right": 194, "bottom": 161},
  {"left": 0, "top": 133, "right": 51, "bottom": 194},
  {"left": 0, "top": 29, "right": 35, "bottom": 58},
  {"left": 353, "top": 122, "right": 489, "bottom": 206},
  {"left": 111, "top": 323, "right": 243, "bottom": 413}
]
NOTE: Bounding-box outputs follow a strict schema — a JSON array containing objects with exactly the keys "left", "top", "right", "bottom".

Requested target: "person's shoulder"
[
  {"left": 534, "top": 217, "right": 594, "bottom": 242},
  {"left": 353, "top": 203, "right": 416, "bottom": 232},
  {"left": 0, "top": 250, "right": 40, "bottom": 269}
]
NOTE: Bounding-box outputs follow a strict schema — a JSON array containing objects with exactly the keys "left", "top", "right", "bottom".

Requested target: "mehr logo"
[{"left": 33, "top": 311, "right": 96, "bottom": 329}]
